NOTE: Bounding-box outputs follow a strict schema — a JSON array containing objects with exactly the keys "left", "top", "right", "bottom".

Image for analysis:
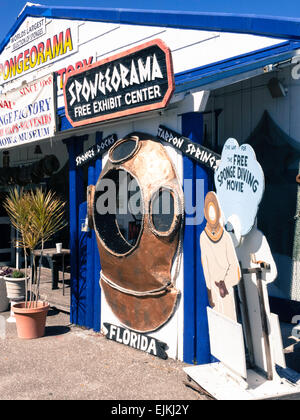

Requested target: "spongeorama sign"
[{"left": 63, "top": 39, "right": 175, "bottom": 127}]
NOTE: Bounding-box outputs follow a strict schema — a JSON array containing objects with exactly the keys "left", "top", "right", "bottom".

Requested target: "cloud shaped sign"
[{"left": 214, "top": 138, "right": 265, "bottom": 236}]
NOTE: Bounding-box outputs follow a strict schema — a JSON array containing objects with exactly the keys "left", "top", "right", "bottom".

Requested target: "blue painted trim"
[
  {"left": 175, "top": 41, "right": 300, "bottom": 92},
  {"left": 77, "top": 201, "right": 88, "bottom": 326},
  {"left": 3, "top": 5, "right": 300, "bottom": 54},
  {"left": 56, "top": 39, "right": 300, "bottom": 128},
  {"left": 182, "top": 143, "right": 196, "bottom": 364},
  {"left": 64, "top": 136, "right": 86, "bottom": 325},
  {"left": 64, "top": 137, "right": 80, "bottom": 323},
  {"left": 182, "top": 112, "right": 211, "bottom": 365},
  {"left": 56, "top": 107, "right": 65, "bottom": 116},
  {"left": 195, "top": 162, "right": 212, "bottom": 365},
  {"left": 93, "top": 132, "right": 103, "bottom": 332},
  {"left": 85, "top": 164, "right": 96, "bottom": 329}
]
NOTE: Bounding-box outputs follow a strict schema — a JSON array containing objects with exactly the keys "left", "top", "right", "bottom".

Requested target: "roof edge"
[{"left": 2, "top": 4, "right": 300, "bottom": 53}]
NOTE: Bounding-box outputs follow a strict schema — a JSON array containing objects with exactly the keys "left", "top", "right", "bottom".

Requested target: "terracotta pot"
[
  {"left": 0, "top": 278, "right": 9, "bottom": 312},
  {"left": 12, "top": 301, "right": 50, "bottom": 339},
  {"left": 3, "top": 276, "right": 27, "bottom": 300}
]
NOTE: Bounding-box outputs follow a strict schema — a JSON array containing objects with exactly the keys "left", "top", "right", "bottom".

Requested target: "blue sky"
[{"left": 1, "top": 0, "right": 300, "bottom": 44}]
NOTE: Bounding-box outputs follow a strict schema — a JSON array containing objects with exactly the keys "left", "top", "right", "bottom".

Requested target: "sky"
[{"left": 1, "top": 0, "right": 300, "bottom": 44}]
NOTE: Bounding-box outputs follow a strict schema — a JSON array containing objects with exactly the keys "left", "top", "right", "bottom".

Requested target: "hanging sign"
[
  {"left": 157, "top": 125, "right": 220, "bottom": 170},
  {"left": 103, "top": 323, "right": 168, "bottom": 360},
  {"left": 75, "top": 134, "right": 117, "bottom": 167},
  {"left": 215, "top": 138, "right": 265, "bottom": 236},
  {"left": 63, "top": 39, "right": 175, "bottom": 127},
  {"left": 0, "top": 74, "right": 56, "bottom": 149}
]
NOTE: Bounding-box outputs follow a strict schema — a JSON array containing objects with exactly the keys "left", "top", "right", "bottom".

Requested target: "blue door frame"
[{"left": 65, "top": 133, "right": 102, "bottom": 332}]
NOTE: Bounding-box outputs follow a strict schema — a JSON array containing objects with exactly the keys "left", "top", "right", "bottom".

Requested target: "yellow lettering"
[
  {"left": 52, "top": 32, "right": 63, "bottom": 58},
  {"left": 29, "top": 47, "right": 37, "bottom": 68},
  {"left": 9, "top": 57, "right": 17, "bottom": 78},
  {"left": 17, "top": 53, "right": 23, "bottom": 74},
  {"left": 44, "top": 38, "right": 53, "bottom": 62},
  {"left": 3, "top": 61, "right": 9, "bottom": 80},
  {"left": 63, "top": 28, "right": 73, "bottom": 54},
  {"left": 37, "top": 42, "right": 45, "bottom": 65}
]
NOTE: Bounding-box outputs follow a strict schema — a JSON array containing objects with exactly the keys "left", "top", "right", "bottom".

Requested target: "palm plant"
[
  {"left": 3, "top": 187, "right": 67, "bottom": 308},
  {"left": 29, "top": 189, "right": 67, "bottom": 305},
  {"left": 3, "top": 187, "right": 32, "bottom": 306}
]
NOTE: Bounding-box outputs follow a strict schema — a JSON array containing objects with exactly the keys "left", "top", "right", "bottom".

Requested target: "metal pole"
[
  {"left": 242, "top": 265, "right": 273, "bottom": 381},
  {"left": 256, "top": 268, "right": 273, "bottom": 381},
  {"left": 238, "top": 273, "right": 255, "bottom": 368}
]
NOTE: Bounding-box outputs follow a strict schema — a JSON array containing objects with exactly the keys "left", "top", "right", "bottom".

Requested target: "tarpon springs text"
[
  {"left": 64, "top": 40, "right": 174, "bottom": 126},
  {"left": 157, "top": 125, "right": 220, "bottom": 171}
]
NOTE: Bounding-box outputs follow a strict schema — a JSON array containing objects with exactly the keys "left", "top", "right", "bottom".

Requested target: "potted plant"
[
  {"left": 3, "top": 269, "right": 29, "bottom": 323},
  {"left": 3, "top": 187, "right": 66, "bottom": 339},
  {"left": 4, "top": 269, "right": 27, "bottom": 300},
  {"left": 0, "top": 267, "right": 12, "bottom": 312}
]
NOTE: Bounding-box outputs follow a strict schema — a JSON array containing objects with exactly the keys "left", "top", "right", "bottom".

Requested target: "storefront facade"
[{"left": 1, "top": 4, "right": 300, "bottom": 364}]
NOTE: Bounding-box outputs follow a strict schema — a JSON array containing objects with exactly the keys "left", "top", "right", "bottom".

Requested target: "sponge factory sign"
[
  {"left": 0, "top": 74, "right": 56, "bottom": 149},
  {"left": 63, "top": 39, "right": 175, "bottom": 127},
  {"left": 104, "top": 323, "right": 168, "bottom": 360}
]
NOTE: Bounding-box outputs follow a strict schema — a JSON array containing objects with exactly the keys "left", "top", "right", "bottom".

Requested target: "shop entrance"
[{"left": 70, "top": 113, "right": 212, "bottom": 363}]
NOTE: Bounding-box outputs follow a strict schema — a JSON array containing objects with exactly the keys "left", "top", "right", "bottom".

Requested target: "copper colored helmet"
[
  {"left": 91, "top": 132, "right": 184, "bottom": 333},
  {"left": 204, "top": 191, "right": 223, "bottom": 242}
]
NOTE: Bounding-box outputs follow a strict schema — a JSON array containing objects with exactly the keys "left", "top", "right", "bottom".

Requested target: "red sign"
[{"left": 63, "top": 39, "right": 175, "bottom": 128}]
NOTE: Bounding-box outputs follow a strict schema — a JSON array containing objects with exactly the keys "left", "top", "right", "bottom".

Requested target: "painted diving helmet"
[{"left": 92, "top": 132, "right": 184, "bottom": 333}]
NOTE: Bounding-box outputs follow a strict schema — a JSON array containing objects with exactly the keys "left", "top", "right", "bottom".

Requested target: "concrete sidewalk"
[{"left": 0, "top": 308, "right": 207, "bottom": 401}]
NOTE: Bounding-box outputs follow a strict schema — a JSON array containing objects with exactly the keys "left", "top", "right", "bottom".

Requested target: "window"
[
  {"left": 149, "top": 187, "right": 180, "bottom": 236},
  {"left": 94, "top": 169, "right": 143, "bottom": 256},
  {"left": 109, "top": 136, "right": 139, "bottom": 164}
]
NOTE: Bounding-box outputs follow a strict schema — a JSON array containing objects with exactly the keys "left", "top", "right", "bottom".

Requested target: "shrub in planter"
[
  {"left": 4, "top": 188, "right": 66, "bottom": 339},
  {"left": 4, "top": 270, "right": 27, "bottom": 300},
  {"left": 0, "top": 267, "right": 12, "bottom": 312}
]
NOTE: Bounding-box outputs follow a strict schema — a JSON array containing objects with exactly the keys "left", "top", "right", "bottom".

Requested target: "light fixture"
[
  {"left": 34, "top": 145, "right": 42, "bottom": 155},
  {"left": 267, "top": 78, "right": 287, "bottom": 98}
]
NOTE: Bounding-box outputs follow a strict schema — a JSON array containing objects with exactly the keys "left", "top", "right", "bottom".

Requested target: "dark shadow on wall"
[
  {"left": 245, "top": 111, "right": 300, "bottom": 299},
  {"left": 46, "top": 161, "right": 70, "bottom": 250}
]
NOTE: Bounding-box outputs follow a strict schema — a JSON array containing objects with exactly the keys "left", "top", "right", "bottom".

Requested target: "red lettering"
[
  {"left": 75, "top": 61, "right": 83, "bottom": 71},
  {"left": 67, "top": 65, "right": 75, "bottom": 73},
  {"left": 83, "top": 57, "right": 93, "bottom": 67},
  {"left": 57, "top": 57, "right": 93, "bottom": 89}
]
